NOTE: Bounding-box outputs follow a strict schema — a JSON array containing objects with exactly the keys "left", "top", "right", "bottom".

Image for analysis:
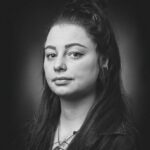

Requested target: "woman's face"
[{"left": 44, "top": 24, "right": 99, "bottom": 98}]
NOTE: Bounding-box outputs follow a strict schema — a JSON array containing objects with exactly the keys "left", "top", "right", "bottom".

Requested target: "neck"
[{"left": 59, "top": 91, "right": 96, "bottom": 137}]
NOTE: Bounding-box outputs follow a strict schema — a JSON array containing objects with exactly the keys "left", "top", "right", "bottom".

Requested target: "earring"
[{"left": 98, "top": 66, "right": 109, "bottom": 85}]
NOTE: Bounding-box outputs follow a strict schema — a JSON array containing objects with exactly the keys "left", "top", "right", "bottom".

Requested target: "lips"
[
  {"left": 52, "top": 77, "right": 73, "bottom": 85},
  {"left": 52, "top": 77, "right": 73, "bottom": 81}
]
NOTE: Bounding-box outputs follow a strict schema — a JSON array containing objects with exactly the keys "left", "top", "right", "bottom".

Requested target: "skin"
[
  {"left": 44, "top": 23, "right": 100, "bottom": 141},
  {"left": 44, "top": 24, "right": 99, "bottom": 98}
]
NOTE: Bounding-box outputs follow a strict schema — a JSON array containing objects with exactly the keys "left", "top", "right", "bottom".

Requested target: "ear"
[{"left": 99, "top": 56, "right": 109, "bottom": 70}]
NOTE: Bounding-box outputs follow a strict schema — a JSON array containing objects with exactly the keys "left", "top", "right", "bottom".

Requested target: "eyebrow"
[
  {"left": 65, "top": 43, "right": 87, "bottom": 49},
  {"left": 44, "top": 45, "right": 56, "bottom": 51},
  {"left": 44, "top": 43, "right": 87, "bottom": 51}
]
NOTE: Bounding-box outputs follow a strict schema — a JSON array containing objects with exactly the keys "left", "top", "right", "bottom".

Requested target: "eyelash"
[
  {"left": 45, "top": 51, "right": 84, "bottom": 60},
  {"left": 67, "top": 52, "right": 84, "bottom": 59},
  {"left": 45, "top": 53, "right": 57, "bottom": 59}
]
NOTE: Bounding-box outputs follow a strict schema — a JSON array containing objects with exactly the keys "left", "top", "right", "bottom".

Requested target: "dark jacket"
[
  {"left": 95, "top": 121, "right": 141, "bottom": 150},
  {"left": 10, "top": 121, "right": 140, "bottom": 150}
]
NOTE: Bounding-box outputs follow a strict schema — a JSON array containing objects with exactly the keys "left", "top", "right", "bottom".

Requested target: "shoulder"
[
  {"left": 100, "top": 121, "right": 141, "bottom": 150},
  {"left": 109, "top": 133, "right": 139, "bottom": 150}
]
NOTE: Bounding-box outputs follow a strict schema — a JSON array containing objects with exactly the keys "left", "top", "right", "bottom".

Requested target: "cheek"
[
  {"left": 43, "top": 61, "right": 53, "bottom": 79},
  {"left": 73, "top": 59, "right": 99, "bottom": 80}
]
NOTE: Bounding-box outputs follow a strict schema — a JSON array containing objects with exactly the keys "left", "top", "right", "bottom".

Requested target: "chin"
[
  {"left": 52, "top": 88, "right": 73, "bottom": 97},
  {"left": 53, "top": 88, "right": 87, "bottom": 100}
]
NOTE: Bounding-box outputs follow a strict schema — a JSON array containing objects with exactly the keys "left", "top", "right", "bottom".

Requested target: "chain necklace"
[{"left": 53, "top": 124, "right": 78, "bottom": 150}]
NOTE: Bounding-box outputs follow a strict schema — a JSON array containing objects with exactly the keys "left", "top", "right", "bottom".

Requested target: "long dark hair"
[{"left": 27, "top": 0, "right": 129, "bottom": 150}]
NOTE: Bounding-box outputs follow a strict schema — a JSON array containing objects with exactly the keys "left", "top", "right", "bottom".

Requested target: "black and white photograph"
[{"left": 4, "top": 0, "right": 150, "bottom": 149}]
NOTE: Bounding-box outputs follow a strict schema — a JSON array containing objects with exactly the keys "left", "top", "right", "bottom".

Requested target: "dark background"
[{"left": 2, "top": 0, "right": 150, "bottom": 149}]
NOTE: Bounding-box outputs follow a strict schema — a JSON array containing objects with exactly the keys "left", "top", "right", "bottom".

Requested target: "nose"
[{"left": 54, "top": 56, "right": 67, "bottom": 72}]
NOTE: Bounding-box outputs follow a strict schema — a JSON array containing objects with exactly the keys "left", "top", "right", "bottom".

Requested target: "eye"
[
  {"left": 68, "top": 52, "right": 84, "bottom": 59},
  {"left": 45, "top": 53, "right": 57, "bottom": 59}
]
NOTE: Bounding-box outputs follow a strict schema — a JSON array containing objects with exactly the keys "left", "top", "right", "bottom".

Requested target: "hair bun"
[
  {"left": 66, "top": 0, "right": 109, "bottom": 10},
  {"left": 89, "top": 0, "right": 109, "bottom": 9}
]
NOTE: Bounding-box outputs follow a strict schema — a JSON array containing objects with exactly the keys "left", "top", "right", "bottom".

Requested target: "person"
[{"left": 27, "top": 0, "right": 140, "bottom": 150}]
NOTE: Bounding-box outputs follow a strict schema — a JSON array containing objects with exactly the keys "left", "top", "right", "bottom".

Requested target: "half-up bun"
[{"left": 65, "top": 0, "right": 109, "bottom": 10}]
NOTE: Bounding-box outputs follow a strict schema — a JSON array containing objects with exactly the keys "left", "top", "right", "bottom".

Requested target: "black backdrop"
[{"left": 2, "top": 0, "right": 150, "bottom": 149}]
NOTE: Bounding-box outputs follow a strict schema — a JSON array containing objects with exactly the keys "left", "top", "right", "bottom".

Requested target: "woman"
[{"left": 27, "top": 0, "right": 140, "bottom": 150}]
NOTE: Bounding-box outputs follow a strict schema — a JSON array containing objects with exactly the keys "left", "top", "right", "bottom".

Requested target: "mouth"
[
  {"left": 52, "top": 77, "right": 73, "bottom": 85},
  {"left": 52, "top": 77, "right": 73, "bottom": 81}
]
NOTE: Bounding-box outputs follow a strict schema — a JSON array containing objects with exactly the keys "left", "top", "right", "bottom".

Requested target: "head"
[{"left": 43, "top": 0, "right": 121, "bottom": 100}]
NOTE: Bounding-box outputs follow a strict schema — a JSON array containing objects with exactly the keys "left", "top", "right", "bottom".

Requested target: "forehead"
[{"left": 45, "top": 24, "right": 95, "bottom": 47}]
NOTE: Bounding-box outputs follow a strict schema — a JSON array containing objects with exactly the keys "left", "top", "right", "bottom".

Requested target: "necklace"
[{"left": 53, "top": 124, "right": 78, "bottom": 150}]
